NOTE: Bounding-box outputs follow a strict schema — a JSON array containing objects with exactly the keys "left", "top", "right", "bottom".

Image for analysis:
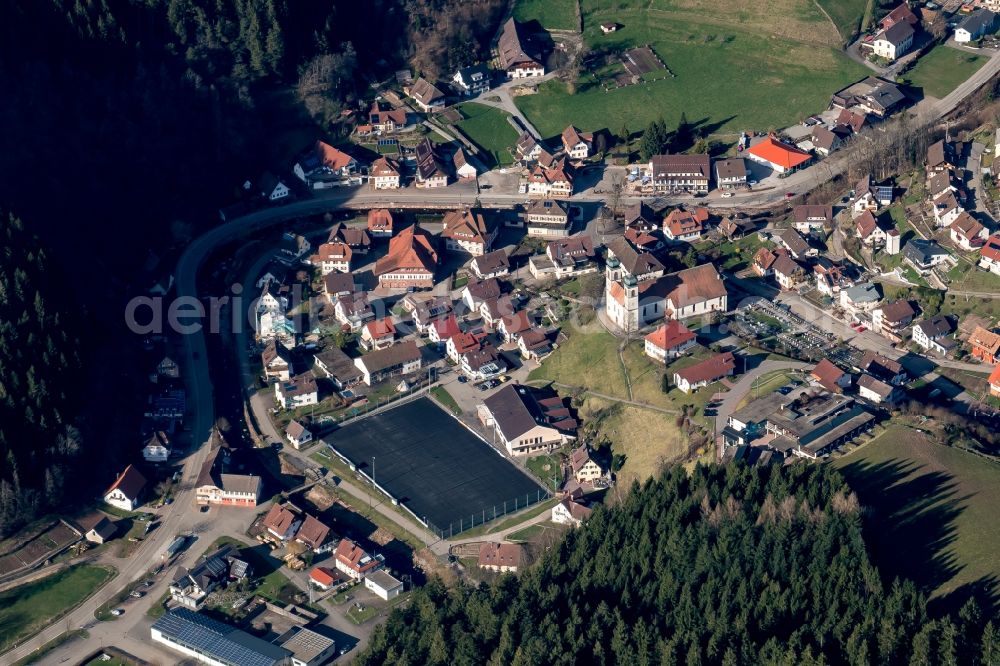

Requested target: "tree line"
[{"left": 357, "top": 463, "right": 999, "bottom": 665}]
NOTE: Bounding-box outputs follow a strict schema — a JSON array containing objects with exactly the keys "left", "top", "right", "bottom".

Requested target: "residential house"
[
  {"left": 360, "top": 318, "right": 396, "bottom": 351},
  {"left": 327, "top": 223, "right": 371, "bottom": 255},
  {"left": 551, "top": 499, "right": 593, "bottom": 527},
  {"left": 518, "top": 329, "right": 553, "bottom": 360},
  {"left": 856, "top": 210, "right": 887, "bottom": 246},
  {"left": 479, "top": 384, "right": 578, "bottom": 456},
  {"left": 872, "top": 299, "right": 916, "bottom": 343},
  {"left": 840, "top": 282, "right": 882, "bottom": 314},
  {"left": 313, "top": 345, "right": 363, "bottom": 389},
  {"left": 811, "top": 358, "right": 851, "bottom": 393},
  {"left": 479, "top": 296, "right": 516, "bottom": 329},
  {"left": 364, "top": 101, "right": 409, "bottom": 134},
  {"left": 446, "top": 331, "right": 485, "bottom": 363},
  {"left": 927, "top": 169, "right": 959, "bottom": 199},
  {"left": 460, "top": 343, "right": 508, "bottom": 380},
  {"left": 643, "top": 322, "right": 696, "bottom": 365},
  {"left": 81, "top": 515, "right": 116, "bottom": 544},
  {"left": 515, "top": 132, "right": 545, "bottom": 163},
  {"left": 648, "top": 153, "right": 711, "bottom": 193},
  {"left": 309, "top": 567, "right": 344, "bottom": 591},
  {"left": 295, "top": 515, "right": 333, "bottom": 553},
  {"left": 715, "top": 158, "right": 747, "bottom": 189},
  {"left": 497, "top": 18, "right": 545, "bottom": 78},
  {"left": 524, "top": 199, "right": 571, "bottom": 237},
  {"left": 814, "top": 258, "right": 854, "bottom": 296},
  {"left": 478, "top": 542, "right": 524, "bottom": 572},
  {"left": 927, "top": 139, "right": 956, "bottom": 173},
  {"left": 498, "top": 310, "right": 533, "bottom": 343},
  {"left": 365, "top": 570, "right": 404, "bottom": 601},
  {"left": 663, "top": 208, "right": 707, "bottom": 243},
  {"left": 142, "top": 431, "right": 170, "bottom": 463},
  {"left": 462, "top": 278, "right": 501, "bottom": 311},
  {"left": 990, "top": 364, "right": 1000, "bottom": 398},
  {"left": 169, "top": 548, "right": 232, "bottom": 610},
  {"left": 367, "top": 209, "right": 393, "bottom": 239},
  {"left": 311, "top": 242, "right": 352, "bottom": 275},
  {"left": 606, "top": 236, "right": 665, "bottom": 281},
  {"left": 793, "top": 204, "right": 834, "bottom": 234},
  {"left": 858, "top": 374, "right": 903, "bottom": 404},
  {"left": 257, "top": 172, "right": 289, "bottom": 201},
  {"left": 334, "top": 538, "right": 383, "bottom": 580},
  {"left": 530, "top": 235, "right": 598, "bottom": 279},
  {"left": 859, "top": 350, "right": 908, "bottom": 385},
  {"left": 869, "top": 20, "right": 914, "bottom": 61},
  {"left": 968, "top": 325, "right": 1000, "bottom": 364},
  {"left": 294, "top": 141, "right": 360, "bottom": 188},
  {"left": 949, "top": 212, "right": 987, "bottom": 250},
  {"left": 442, "top": 208, "right": 497, "bottom": 256},
  {"left": 263, "top": 504, "right": 302, "bottom": 542},
  {"left": 932, "top": 190, "right": 964, "bottom": 227},
  {"left": 624, "top": 226, "right": 663, "bottom": 252},
  {"left": 452, "top": 63, "right": 491, "bottom": 96},
  {"left": 527, "top": 158, "right": 573, "bottom": 198},
  {"left": 673, "top": 352, "right": 736, "bottom": 393},
  {"left": 428, "top": 314, "right": 462, "bottom": 345},
  {"left": 470, "top": 249, "right": 511, "bottom": 279},
  {"left": 830, "top": 76, "right": 906, "bottom": 118},
  {"left": 570, "top": 445, "right": 605, "bottom": 482},
  {"left": 194, "top": 447, "right": 262, "bottom": 507},
  {"left": 375, "top": 224, "right": 438, "bottom": 289},
  {"left": 354, "top": 340, "right": 421, "bottom": 385},
  {"left": 275, "top": 374, "right": 319, "bottom": 410},
  {"left": 773, "top": 228, "right": 816, "bottom": 259},
  {"left": 752, "top": 247, "right": 779, "bottom": 277},
  {"left": 773, "top": 254, "right": 806, "bottom": 290},
  {"left": 837, "top": 108, "right": 868, "bottom": 133},
  {"left": 811, "top": 126, "right": 841, "bottom": 156},
  {"left": 334, "top": 293, "right": 374, "bottom": 332},
  {"left": 370, "top": 157, "right": 401, "bottom": 189},
  {"left": 913, "top": 315, "right": 956, "bottom": 355},
  {"left": 412, "top": 297, "right": 453, "bottom": 333},
  {"left": 414, "top": 138, "right": 449, "bottom": 188},
  {"left": 880, "top": 2, "right": 919, "bottom": 32},
  {"left": 561, "top": 126, "right": 593, "bottom": 160},
  {"left": 605, "top": 262, "right": 728, "bottom": 332},
  {"left": 622, "top": 201, "right": 659, "bottom": 231},
  {"left": 285, "top": 420, "right": 313, "bottom": 449},
  {"left": 103, "top": 465, "right": 147, "bottom": 511},
  {"left": 903, "top": 239, "right": 951, "bottom": 273},
  {"left": 407, "top": 77, "right": 446, "bottom": 112},
  {"left": 979, "top": 234, "right": 1000, "bottom": 274},
  {"left": 261, "top": 340, "right": 292, "bottom": 382},
  {"left": 853, "top": 175, "right": 893, "bottom": 215},
  {"left": 157, "top": 356, "right": 180, "bottom": 379},
  {"left": 453, "top": 148, "right": 478, "bottom": 180},
  {"left": 322, "top": 272, "right": 355, "bottom": 303},
  {"left": 745, "top": 135, "right": 812, "bottom": 174},
  {"left": 956, "top": 9, "right": 997, "bottom": 42}
]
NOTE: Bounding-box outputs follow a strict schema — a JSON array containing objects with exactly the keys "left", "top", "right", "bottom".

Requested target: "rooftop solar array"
[{"left": 152, "top": 608, "right": 290, "bottom": 666}]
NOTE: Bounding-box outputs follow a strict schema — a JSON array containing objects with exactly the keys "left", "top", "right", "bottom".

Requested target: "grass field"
[
  {"left": 903, "top": 46, "right": 988, "bottom": 99},
  {"left": 816, "top": 0, "right": 869, "bottom": 42},
  {"left": 514, "top": 0, "right": 578, "bottom": 30},
  {"left": 581, "top": 397, "right": 688, "bottom": 484},
  {"left": 0, "top": 565, "right": 115, "bottom": 652},
  {"left": 518, "top": 2, "right": 866, "bottom": 137},
  {"left": 528, "top": 328, "right": 628, "bottom": 396},
  {"left": 454, "top": 103, "right": 519, "bottom": 167},
  {"left": 834, "top": 425, "right": 1000, "bottom": 603},
  {"left": 430, "top": 385, "right": 461, "bottom": 415}
]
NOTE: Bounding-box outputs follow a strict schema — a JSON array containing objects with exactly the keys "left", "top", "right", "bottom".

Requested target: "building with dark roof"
[
  {"left": 479, "top": 384, "right": 577, "bottom": 456},
  {"left": 648, "top": 153, "right": 711, "bottom": 193},
  {"left": 353, "top": 340, "right": 422, "bottom": 386},
  {"left": 195, "top": 446, "right": 262, "bottom": 507},
  {"left": 497, "top": 18, "right": 545, "bottom": 78},
  {"left": 151, "top": 608, "right": 291, "bottom": 666},
  {"left": 103, "top": 465, "right": 147, "bottom": 512}
]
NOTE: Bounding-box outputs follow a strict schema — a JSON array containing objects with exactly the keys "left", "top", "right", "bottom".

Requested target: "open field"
[
  {"left": 816, "top": 0, "right": 869, "bottom": 42},
  {"left": 454, "top": 103, "right": 519, "bottom": 167},
  {"left": 528, "top": 328, "right": 629, "bottom": 396},
  {"left": 514, "top": 0, "right": 578, "bottom": 30},
  {"left": 0, "top": 565, "right": 114, "bottom": 652},
  {"left": 834, "top": 425, "right": 1000, "bottom": 603},
  {"left": 519, "top": 3, "right": 866, "bottom": 137},
  {"left": 903, "top": 46, "right": 988, "bottom": 99},
  {"left": 581, "top": 397, "right": 688, "bottom": 484}
]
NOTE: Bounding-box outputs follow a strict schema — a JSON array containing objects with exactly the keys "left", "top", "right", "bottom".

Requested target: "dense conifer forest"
[{"left": 358, "top": 464, "right": 1000, "bottom": 666}]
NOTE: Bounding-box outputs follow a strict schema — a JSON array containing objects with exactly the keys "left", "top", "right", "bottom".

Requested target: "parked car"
[
  {"left": 457, "top": 375, "right": 468, "bottom": 383},
  {"left": 110, "top": 609, "right": 124, "bottom": 617},
  {"left": 721, "top": 192, "right": 734, "bottom": 198}
]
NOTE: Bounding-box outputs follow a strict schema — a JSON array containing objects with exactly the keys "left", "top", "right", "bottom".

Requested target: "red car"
[{"left": 785, "top": 192, "right": 795, "bottom": 199}]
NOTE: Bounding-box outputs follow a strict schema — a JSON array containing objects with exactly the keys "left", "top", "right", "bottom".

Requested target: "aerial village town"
[{"left": 11, "top": 1, "right": 1000, "bottom": 664}]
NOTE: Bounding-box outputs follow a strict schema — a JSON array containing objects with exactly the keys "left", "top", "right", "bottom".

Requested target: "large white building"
[{"left": 605, "top": 261, "right": 728, "bottom": 333}]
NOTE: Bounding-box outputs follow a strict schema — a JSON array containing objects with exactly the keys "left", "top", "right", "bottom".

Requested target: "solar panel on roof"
[{"left": 153, "top": 609, "right": 290, "bottom": 666}]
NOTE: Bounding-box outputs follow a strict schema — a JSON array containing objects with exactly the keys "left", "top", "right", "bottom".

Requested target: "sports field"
[
  {"left": 326, "top": 397, "right": 547, "bottom": 536},
  {"left": 834, "top": 425, "right": 1000, "bottom": 602},
  {"left": 517, "top": 0, "right": 867, "bottom": 137}
]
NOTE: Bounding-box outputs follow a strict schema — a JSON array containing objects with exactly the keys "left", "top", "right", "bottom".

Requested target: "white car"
[
  {"left": 721, "top": 192, "right": 734, "bottom": 198},
  {"left": 748, "top": 180, "right": 758, "bottom": 186},
  {"left": 110, "top": 609, "right": 124, "bottom": 617}
]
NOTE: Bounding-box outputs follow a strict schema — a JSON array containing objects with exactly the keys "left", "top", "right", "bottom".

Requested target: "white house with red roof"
[
  {"left": 103, "top": 464, "right": 147, "bottom": 511},
  {"left": 979, "top": 234, "right": 1000, "bottom": 274},
  {"left": 644, "top": 321, "right": 696, "bottom": 363},
  {"left": 673, "top": 352, "right": 736, "bottom": 393},
  {"left": 949, "top": 212, "right": 987, "bottom": 251},
  {"left": 989, "top": 364, "right": 1000, "bottom": 398},
  {"left": 309, "top": 566, "right": 344, "bottom": 591},
  {"left": 428, "top": 314, "right": 462, "bottom": 345},
  {"left": 360, "top": 318, "right": 396, "bottom": 351},
  {"left": 551, "top": 499, "right": 593, "bottom": 527},
  {"left": 334, "top": 538, "right": 383, "bottom": 580}
]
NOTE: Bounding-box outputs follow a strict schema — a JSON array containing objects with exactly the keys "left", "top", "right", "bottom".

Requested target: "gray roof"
[
  {"left": 880, "top": 20, "right": 914, "bottom": 46},
  {"left": 365, "top": 569, "right": 403, "bottom": 591},
  {"left": 357, "top": 340, "right": 421, "bottom": 373},
  {"left": 842, "top": 282, "right": 881, "bottom": 304},
  {"left": 903, "top": 239, "right": 948, "bottom": 265},
  {"left": 714, "top": 158, "right": 747, "bottom": 180},
  {"left": 958, "top": 9, "right": 996, "bottom": 35},
  {"left": 152, "top": 608, "right": 290, "bottom": 666},
  {"left": 915, "top": 314, "right": 953, "bottom": 339},
  {"left": 278, "top": 627, "right": 336, "bottom": 662},
  {"left": 606, "top": 236, "right": 664, "bottom": 275}
]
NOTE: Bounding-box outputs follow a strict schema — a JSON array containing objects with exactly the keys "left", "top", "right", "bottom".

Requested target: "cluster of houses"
[{"left": 308, "top": 537, "right": 403, "bottom": 601}]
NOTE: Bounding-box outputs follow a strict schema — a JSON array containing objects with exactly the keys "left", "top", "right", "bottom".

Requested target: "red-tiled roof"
[
  {"left": 675, "top": 352, "right": 735, "bottom": 385},
  {"left": 310, "top": 566, "right": 338, "bottom": 587},
  {"left": 746, "top": 136, "right": 812, "bottom": 170},
  {"left": 645, "top": 320, "right": 696, "bottom": 351},
  {"left": 811, "top": 359, "right": 846, "bottom": 393},
  {"left": 990, "top": 364, "right": 1000, "bottom": 389},
  {"left": 364, "top": 318, "right": 396, "bottom": 339},
  {"left": 315, "top": 141, "right": 355, "bottom": 170},
  {"left": 981, "top": 234, "right": 1000, "bottom": 262},
  {"left": 104, "top": 464, "right": 147, "bottom": 501},
  {"left": 368, "top": 209, "right": 394, "bottom": 232}
]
